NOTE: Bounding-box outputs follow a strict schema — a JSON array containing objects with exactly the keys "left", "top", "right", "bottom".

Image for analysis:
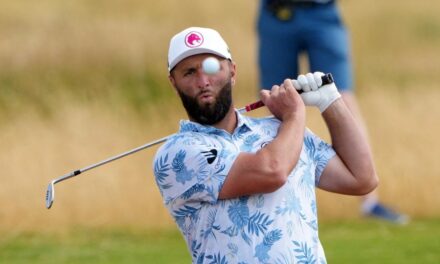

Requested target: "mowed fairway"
[
  {"left": 0, "top": 228, "right": 191, "bottom": 264},
  {"left": 1, "top": 219, "right": 439, "bottom": 263},
  {"left": 1, "top": 0, "right": 440, "bottom": 263}
]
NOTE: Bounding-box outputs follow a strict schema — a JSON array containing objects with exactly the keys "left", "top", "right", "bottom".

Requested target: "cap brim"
[{"left": 169, "top": 48, "right": 230, "bottom": 72}]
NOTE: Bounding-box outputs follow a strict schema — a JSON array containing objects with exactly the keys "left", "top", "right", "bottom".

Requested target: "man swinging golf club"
[{"left": 153, "top": 26, "right": 378, "bottom": 263}]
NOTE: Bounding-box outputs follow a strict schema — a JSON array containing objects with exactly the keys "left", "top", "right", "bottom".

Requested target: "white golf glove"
[{"left": 292, "top": 72, "right": 341, "bottom": 113}]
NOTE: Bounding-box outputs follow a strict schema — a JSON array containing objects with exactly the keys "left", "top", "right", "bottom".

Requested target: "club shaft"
[
  {"left": 53, "top": 136, "right": 171, "bottom": 184},
  {"left": 77, "top": 104, "right": 259, "bottom": 175},
  {"left": 52, "top": 103, "right": 260, "bottom": 185}
]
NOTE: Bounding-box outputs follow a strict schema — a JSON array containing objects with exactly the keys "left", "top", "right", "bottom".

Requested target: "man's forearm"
[
  {"left": 218, "top": 111, "right": 305, "bottom": 199},
  {"left": 322, "top": 99, "right": 377, "bottom": 188}
]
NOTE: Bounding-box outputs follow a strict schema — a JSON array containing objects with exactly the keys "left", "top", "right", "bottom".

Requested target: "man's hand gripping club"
[
  {"left": 260, "top": 78, "right": 306, "bottom": 121},
  {"left": 292, "top": 72, "right": 341, "bottom": 113}
]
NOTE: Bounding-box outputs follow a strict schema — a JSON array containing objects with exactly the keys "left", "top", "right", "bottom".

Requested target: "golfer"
[{"left": 153, "top": 26, "right": 378, "bottom": 263}]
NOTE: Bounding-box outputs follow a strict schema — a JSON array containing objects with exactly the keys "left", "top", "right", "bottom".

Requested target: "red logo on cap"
[{"left": 185, "top": 31, "right": 204, "bottom": 48}]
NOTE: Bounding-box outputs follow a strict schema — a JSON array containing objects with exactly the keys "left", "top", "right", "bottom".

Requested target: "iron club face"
[{"left": 46, "top": 181, "right": 55, "bottom": 209}]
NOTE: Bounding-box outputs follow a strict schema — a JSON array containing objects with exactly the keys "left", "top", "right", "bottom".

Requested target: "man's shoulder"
[{"left": 154, "top": 131, "right": 220, "bottom": 157}]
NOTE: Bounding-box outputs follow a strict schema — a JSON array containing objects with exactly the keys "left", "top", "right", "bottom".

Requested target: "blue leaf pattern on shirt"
[
  {"left": 227, "top": 197, "right": 250, "bottom": 229},
  {"left": 206, "top": 253, "right": 228, "bottom": 264},
  {"left": 201, "top": 209, "right": 220, "bottom": 240},
  {"left": 241, "top": 133, "right": 260, "bottom": 152},
  {"left": 293, "top": 240, "right": 317, "bottom": 264},
  {"left": 255, "top": 229, "right": 282, "bottom": 263},
  {"left": 222, "top": 197, "right": 253, "bottom": 245},
  {"left": 298, "top": 161, "right": 316, "bottom": 198},
  {"left": 181, "top": 184, "right": 205, "bottom": 200},
  {"left": 192, "top": 240, "right": 203, "bottom": 261},
  {"left": 153, "top": 154, "right": 172, "bottom": 192},
  {"left": 248, "top": 211, "right": 274, "bottom": 236},
  {"left": 304, "top": 136, "right": 317, "bottom": 160},
  {"left": 227, "top": 243, "right": 238, "bottom": 255},
  {"left": 172, "top": 150, "right": 195, "bottom": 184},
  {"left": 316, "top": 141, "right": 332, "bottom": 177},
  {"left": 174, "top": 205, "right": 200, "bottom": 236},
  {"left": 196, "top": 254, "right": 205, "bottom": 264}
]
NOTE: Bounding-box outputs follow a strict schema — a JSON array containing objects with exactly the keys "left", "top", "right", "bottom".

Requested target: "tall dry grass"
[{"left": 1, "top": 0, "right": 440, "bottom": 231}]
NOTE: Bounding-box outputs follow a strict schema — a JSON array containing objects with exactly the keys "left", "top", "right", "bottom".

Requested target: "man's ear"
[
  {"left": 168, "top": 74, "right": 178, "bottom": 94},
  {"left": 229, "top": 61, "right": 237, "bottom": 85}
]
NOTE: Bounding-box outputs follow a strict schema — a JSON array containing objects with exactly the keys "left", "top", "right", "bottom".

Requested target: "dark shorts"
[{"left": 257, "top": 1, "right": 353, "bottom": 91}]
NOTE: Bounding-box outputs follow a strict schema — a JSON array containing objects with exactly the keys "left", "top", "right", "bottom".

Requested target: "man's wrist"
[
  {"left": 321, "top": 97, "right": 344, "bottom": 115},
  {"left": 318, "top": 87, "right": 341, "bottom": 112}
]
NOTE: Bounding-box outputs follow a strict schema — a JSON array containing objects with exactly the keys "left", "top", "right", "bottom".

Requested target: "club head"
[{"left": 46, "top": 181, "right": 55, "bottom": 209}]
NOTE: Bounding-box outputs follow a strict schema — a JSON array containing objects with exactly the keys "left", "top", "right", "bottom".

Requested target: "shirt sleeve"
[
  {"left": 303, "top": 128, "right": 336, "bottom": 185},
  {"left": 153, "top": 133, "right": 239, "bottom": 211}
]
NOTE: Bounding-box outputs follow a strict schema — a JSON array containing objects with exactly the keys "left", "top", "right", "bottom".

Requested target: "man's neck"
[{"left": 212, "top": 106, "right": 237, "bottom": 134}]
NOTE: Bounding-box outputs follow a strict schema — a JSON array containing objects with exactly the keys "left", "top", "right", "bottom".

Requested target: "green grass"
[
  {"left": 321, "top": 219, "right": 440, "bottom": 263},
  {"left": 0, "top": 228, "right": 191, "bottom": 264},
  {"left": 1, "top": 219, "right": 439, "bottom": 264}
]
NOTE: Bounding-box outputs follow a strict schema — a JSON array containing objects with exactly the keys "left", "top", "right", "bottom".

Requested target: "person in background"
[
  {"left": 257, "top": 0, "right": 408, "bottom": 224},
  {"left": 153, "top": 26, "right": 378, "bottom": 263}
]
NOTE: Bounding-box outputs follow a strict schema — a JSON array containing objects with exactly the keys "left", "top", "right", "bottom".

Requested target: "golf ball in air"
[{"left": 202, "top": 57, "right": 220, "bottom": 74}]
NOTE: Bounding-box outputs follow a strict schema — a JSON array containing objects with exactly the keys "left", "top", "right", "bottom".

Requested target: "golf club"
[{"left": 45, "top": 73, "right": 334, "bottom": 209}]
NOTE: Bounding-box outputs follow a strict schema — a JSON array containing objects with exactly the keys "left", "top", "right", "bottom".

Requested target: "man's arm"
[
  {"left": 294, "top": 72, "right": 378, "bottom": 195},
  {"left": 318, "top": 99, "right": 378, "bottom": 195},
  {"left": 218, "top": 79, "right": 305, "bottom": 199}
]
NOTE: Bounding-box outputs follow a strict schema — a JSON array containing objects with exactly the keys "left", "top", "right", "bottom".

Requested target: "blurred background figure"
[{"left": 256, "top": 0, "right": 408, "bottom": 224}]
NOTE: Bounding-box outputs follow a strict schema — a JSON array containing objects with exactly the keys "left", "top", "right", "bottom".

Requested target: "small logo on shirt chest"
[{"left": 201, "top": 149, "right": 218, "bottom": 164}]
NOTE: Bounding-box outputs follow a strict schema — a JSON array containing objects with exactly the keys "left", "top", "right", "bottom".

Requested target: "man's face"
[{"left": 169, "top": 54, "right": 236, "bottom": 125}]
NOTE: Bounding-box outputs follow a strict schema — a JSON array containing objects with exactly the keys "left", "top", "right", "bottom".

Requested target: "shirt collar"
[{"left": 179, "top": 109, "right": 253, "bottom": 135}]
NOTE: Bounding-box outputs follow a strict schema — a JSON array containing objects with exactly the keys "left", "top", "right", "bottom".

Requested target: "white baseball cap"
[{"left": 167, "top": 27, "right": 232, "bottom": 72}]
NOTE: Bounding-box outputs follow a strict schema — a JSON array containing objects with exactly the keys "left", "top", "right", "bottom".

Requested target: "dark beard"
[{"left": 177, "top": 80, "right": 232, "bottom": 125}]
